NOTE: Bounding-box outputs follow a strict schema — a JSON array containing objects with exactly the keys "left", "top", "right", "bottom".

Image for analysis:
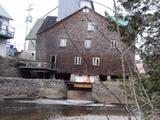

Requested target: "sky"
[{"left": 0, "top": 0, "right": 115, "bottom": 51}]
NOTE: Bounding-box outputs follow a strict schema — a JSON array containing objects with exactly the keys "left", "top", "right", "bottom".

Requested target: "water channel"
[{"left": 0, "top": 99, "right": 137, "bottom": 120}]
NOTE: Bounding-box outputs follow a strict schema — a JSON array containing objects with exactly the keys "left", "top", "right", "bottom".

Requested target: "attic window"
[
  {"left": 60, "top": 38, "right": 67, "bottom": 47},
  {"left": 88, "top": 22, "right": 95, "bottom": 31},
  {"left": 83, "top": 8, "right": 89, "bottom": 13}
]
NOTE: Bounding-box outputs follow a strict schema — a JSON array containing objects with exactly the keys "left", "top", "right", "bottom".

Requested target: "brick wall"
[{"left": 37, "top": 9, "right": 132, "bottom": 76}]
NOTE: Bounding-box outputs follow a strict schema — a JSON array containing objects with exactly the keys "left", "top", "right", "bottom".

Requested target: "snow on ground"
[
  {"left": 48, "top": 115, "right": 137, "bottom": 120},
  {"left": 17, "top": 99, "right": 116, "bottom": 107}
]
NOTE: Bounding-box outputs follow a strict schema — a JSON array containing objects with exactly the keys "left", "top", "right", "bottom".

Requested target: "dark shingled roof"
[{"left": 38, "top": 16, "right": 57, "bottom": 33}]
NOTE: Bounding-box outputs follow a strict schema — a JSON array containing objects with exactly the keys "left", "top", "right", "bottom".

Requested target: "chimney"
[{"left": 57, "top": 0, "right": 94, "bottom": 21}]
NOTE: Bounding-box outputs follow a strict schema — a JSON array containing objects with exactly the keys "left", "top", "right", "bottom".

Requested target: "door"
[{"left": 50, "top": 55, "right": 57, "bottom": 69}]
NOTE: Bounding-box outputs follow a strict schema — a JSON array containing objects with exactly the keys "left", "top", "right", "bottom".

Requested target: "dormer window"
[{"left": 60, "top": 38, "right": 67, "bottom": 47}]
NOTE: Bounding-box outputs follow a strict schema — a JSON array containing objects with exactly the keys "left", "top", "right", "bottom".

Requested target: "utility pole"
[{"left": 24, "top": 4, "right": 34, "bottom": 51}]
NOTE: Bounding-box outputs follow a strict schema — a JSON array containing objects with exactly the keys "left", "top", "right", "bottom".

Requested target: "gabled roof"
[
  {"left": 38, "top": 16, "right": 57, "bottom": 33},
  {"left": 0, "top": 4, "right": 12, "bottom": 20},
  {"left": 38, "top": 6, "right": 124, "bottom": 34},
  {"left": 25, "top": 18, "right": 44, "bottom": 40},
  {"left": 38, "top": 7, "right": 90, "bottom": 34}
]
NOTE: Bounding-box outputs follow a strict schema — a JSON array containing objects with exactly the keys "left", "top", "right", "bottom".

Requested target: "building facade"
[
  {"left": 36, "top": 7, "right": 131, "bottom": 81},
  {"left": 0, "top": 4, "right": 14, "bottom": 57}
]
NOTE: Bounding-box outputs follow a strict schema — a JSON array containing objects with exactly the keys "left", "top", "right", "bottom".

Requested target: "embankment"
[
  {"left": 0, "top": 77, "right": 131, "bottom": 104},
  {"left": 0, "top": 56, "right": 20, "bottom": 77},
  {"left": 92, "top": 82, "right": 130, "bottom": 104},
  {"left": 0, "top": 77, "right": 67, "bottom": 100}
]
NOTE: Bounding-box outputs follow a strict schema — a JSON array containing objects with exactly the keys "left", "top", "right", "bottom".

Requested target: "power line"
[
  {"left": 41, "top": 6, "right": 58, "bottom": 18},
  {"left": 91, "top": 0, "right": 115, "bottom": 13}
]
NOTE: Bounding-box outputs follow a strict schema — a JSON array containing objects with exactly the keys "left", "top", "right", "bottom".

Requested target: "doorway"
[{"left": 50, "top": 55, "right": 57, "bottom": 69}]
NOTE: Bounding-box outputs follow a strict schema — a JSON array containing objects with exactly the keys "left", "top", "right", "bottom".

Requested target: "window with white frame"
[
  {"left": 84, "top": 39, "right": 91, "bottom": 49},
  {"left": 83, "top": 8, "right": 89, "bottom": 13},
  {"left": 87, "top": 22, "right": 95, "bottom": 31},
  {"left": 92, "top": 57, "right": 100, "bottom": 66},
  {"left": 74, "top": 57, "right": 82, "bottom": 65},
  {"left": 60, "top": 38, "right": 67, "bottom": 47},
  {"left": 111, "top": 40, "right": 117, "bottom": 48}
]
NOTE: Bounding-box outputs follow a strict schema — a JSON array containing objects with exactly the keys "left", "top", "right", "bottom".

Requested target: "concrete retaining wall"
[
  {"left": 0, "top": 77, "right": 131, "bottom": 104},
  {"left": 67, "top": 90, "right": 92, "bottom": 100},
  {"left": 92, "top": 82, "right": 127, "bottom": 104},
  {"left": 0, "top": 77, "right": 67, "bottom": 100}
]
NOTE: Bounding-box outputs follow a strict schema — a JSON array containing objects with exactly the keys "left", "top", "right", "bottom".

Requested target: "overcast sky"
[{"left": 0, "top": 0, "right": 114, "bottom": 51}]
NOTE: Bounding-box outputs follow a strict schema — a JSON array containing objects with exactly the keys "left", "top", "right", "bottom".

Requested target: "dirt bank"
[{"left": 0, "top": 56, "right": 21, "bottom": 77}]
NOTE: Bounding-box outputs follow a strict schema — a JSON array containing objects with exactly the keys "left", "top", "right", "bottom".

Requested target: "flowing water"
[{"left": 0, "top": 99, "right": 137, "bottom": 120}]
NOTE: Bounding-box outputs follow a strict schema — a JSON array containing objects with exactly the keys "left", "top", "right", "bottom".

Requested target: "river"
[{"left": 0, "top": 99, "right": 138, "bottom": 120}]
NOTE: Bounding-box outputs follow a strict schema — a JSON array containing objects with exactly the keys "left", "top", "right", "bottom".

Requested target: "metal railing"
[{"left": 0, "top": 24, "right": 15, "bottom": 39}]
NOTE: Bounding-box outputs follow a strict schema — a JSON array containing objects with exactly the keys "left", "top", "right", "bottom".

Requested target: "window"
[
  {"left": 74, "top": 57, "right": 82, "bottom": 65},
  {"left": 83, "top": 8, "right": 89, "bottom": 13},
  {"left": 84, "top": 39, "right": 91, "bottom": 49},
  {"left": 111, "top": 41, "right": 117, "bottom": 48},
  {"left": 60, "top": 39, "right": 67, "bottom": 47},
  {"left": 92, "top": 57, "right": 100, "bottom": 66},
  {"left": 87, "top": 22, "right": 94, "bottom": 31}
]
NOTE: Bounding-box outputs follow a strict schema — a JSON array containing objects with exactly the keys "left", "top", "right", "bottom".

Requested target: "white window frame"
[
  {"left": 84, "top": 39, "right": 91, "bottom": 49},
  {"left": 111, "top": 40, "right": 117, "bottom": 48},
  {"left": 83, "top": 8, "right": 89, "bottom": 13},
  {"left": 92, "top": 57, "right": 100, "bottom": 66},
  {"left": 74, "top": 57, "right": 82, "bottom": 65},
  {"left": 60, "top": 38, "right": 67, "bottom": 47},
  {"left": 87, "top": 22, "right": 95, "bottom": 31}
]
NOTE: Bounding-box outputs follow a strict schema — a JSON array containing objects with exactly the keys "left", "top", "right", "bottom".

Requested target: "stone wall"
[
  {"left": 92, "top": 82, "right": 127, "bottom": 104},
  {"left": 0, "top": 77, "right": 67, "bottom": 100},
  {"left": 0, "top": 56, "right": 20, "bottom": 77}
]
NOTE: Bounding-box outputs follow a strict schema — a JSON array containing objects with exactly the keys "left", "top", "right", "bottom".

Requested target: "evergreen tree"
[{"left": 118, "top": 0, "right": 160, "bottom": 107}]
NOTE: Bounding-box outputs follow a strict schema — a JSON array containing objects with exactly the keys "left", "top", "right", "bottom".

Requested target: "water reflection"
[{"left": 0, "top": 100, "right": 135, "bottom": 120}]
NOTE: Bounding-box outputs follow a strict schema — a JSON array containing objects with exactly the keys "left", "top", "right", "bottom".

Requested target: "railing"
[
  {"left": 25, "top": 61, "right": 51, "bottom": 69},
  {"left": 0, "top": 24, "right": 15, "bottom": 39}
]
